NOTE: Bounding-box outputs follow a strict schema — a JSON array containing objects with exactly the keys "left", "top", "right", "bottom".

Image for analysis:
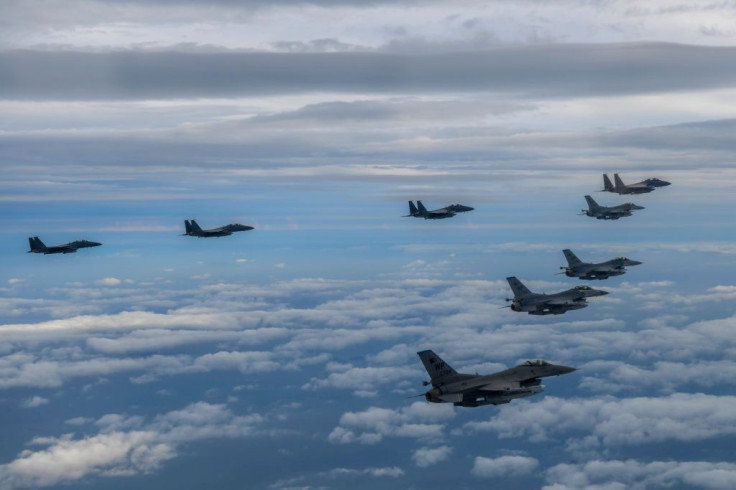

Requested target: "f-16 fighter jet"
[
  {"left": 28, "top": 237, "right": 101, "bottom": 254},
  {"left": 183, "top": 219, "right": 254, "bottom": 238},
  {"left": 416, "top": 350, "right": 576, "bottom": 407},
  {"left": 582, "top": 195, "right": 644, "bottom": 220},
  {"left": 404, "top": 201, "right": 473, "bottom": 220},
  {"left": 603, "top": 173, "right": 671, "bottom": 195},
  {"left": 505, "top": 276, "right": 608, "bottom": 315},
  {"left": 560, "top": 249, "right": 642, "bottom": 280}
]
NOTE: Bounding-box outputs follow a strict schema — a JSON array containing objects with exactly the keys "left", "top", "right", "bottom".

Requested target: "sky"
[{"left": 1, "top": 1, "right": 736, "bottom": 488}]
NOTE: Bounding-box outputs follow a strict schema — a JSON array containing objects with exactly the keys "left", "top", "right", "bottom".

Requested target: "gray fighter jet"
[
  {"left": 28, "top": 236, "right": 101, "bottom": 254},
  {"left": 417, "top": 350, "right": 576, "bottom": 407},
  {"left": 404, "top": 201, "right": 473, "bottom": 220},
  {"left": 582, "top": 195, "right": 644, "bottom": 220},
  {"left": 560, "top": 249, "right": 642, "bottom": 280},
  {"left": 603, "top": 173, "right": 671, "bottom": 195},
  {"left": 183, "top": 219, "right": 254, "bottom": 238},
  {"left": 505, "top": 276, "right": 608, "bottom": 315}
]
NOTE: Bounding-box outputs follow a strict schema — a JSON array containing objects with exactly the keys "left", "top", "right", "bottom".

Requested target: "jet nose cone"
[
  {"left": 660, "top": 180, "right": 671, "bottom": 186},
  {"left": 89, "top": 241, "right": 102, "bottom": 247},
  {"left": 558, "top": 365, "right": 577, "bottom": 375},
  {"left": 628, "top": 260, "right": 643, "bottom": 266},
  {"left": 633, "top": 205, "right": 645, "bottom": 210}
]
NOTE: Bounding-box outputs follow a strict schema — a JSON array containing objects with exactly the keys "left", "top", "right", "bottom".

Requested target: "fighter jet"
[
  {"left": 404, "top": 201, "right": 473, "bottom": 220},
  {"left": 582, "top": 195, "right": 644, "bottom": 220},
  {"left": 560, "top": 249, "right": 642, "bottom": 280},
  {"left": 505, "top": 276, "right": 608, "bottom": 315},
  {"left": 28, "top": 236, "right": 101, "bottom": 255},
  {"left": 183, "top": 219, "right": 254, "bottom": 238},
  {"left": 416, "top": 350, "right": 576, "bottom": 407},
  {"left": 603, "top": 173, "right": 671, "bottom": 195}
]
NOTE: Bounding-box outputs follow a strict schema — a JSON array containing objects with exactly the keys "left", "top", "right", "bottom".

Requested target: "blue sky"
[{"left": 2, "top": 1, "right": 736, "bottom": 489}]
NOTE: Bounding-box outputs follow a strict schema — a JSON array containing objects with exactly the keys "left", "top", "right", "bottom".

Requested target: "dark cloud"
[{"left": 4, "top": 43, "right": 736, "bottom": 100}]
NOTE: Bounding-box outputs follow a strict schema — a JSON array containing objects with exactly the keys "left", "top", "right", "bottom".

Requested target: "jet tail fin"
[
  {"left": 603, "top": 174, "right": 614, "bottom": 192},
  {"left": 584, "top": 195, "right": 600, "bottom": 210},
  {"left": 507, "top": 276, "right": 533, "bottom": 299},
  {"left": 189, "top": 219, "right": 204, "bottom": 235},
  {"left": 613, "top": 174, "right": 626, "bottom": 193},
  {"left": 408, "top": 201, "right": 419, "bottom": 216},
  {"left": 417, "top": 201, "right": 429, "bottom": 215},
  {"left": 562, "top": 249, "right": 582, "bottom": 267},
  {"left": 417, "top": 350, "right": 458, "bottom": 382},
  {"left": 184, "top": 220, "right": 192, "bottom": 234},
  {"left": 28, "top": 237, "right": 47, "bottom": 253}
]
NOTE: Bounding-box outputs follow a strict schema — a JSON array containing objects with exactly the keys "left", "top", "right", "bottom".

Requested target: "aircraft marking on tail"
[
  {"left": 584, "top": 195, "right": 600, "bottom": 210},
  {"left": 506, "top": 276, "right": 533, "bottom": 299},
  {"left": 562, "top": 249, "right": 582, "bottom": 267},
  {"left": 418, "top": 350, "right": 458, "bottom": 382}
]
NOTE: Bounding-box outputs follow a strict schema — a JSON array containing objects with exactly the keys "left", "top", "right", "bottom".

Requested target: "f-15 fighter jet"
[
  {"left": 28, "top": 237, "right": 101, "bottom": 254},
  {"left": 416, "top": 350, "right": 576, "bottom": 407},
  {"left": 505, "top": 276, "right": 608, "bottom": 315},
  {"left": 603, "top": 173, "right": 670, "bottom": 195},
  {"left": 404, "top": 201, "right": 473, "bottom": 219},
  {"left": 183, "top": 219, "right": 254, "bottom": 237},
  {"left": 582, "top": 195, "right": 644, "bottom": 220},
  {"left": 560, "top": 249, "right": 642, "bottom": 280}
]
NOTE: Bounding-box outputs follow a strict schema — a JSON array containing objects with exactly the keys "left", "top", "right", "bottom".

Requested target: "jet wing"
[
  {"left": 530, "top": 298, "right": 587, "bottom": 315},
  {"left": 49, "top": 245, "right": 78, "bottom": 253},
  {"left": 585, "top": 266, "right": 620, "bottom": 278},
  {"left": 543, "top": 297, "right": 585, "bottom": 306},
  {"left": 475, "top": 368, "right": 537, "bottom": 391}
]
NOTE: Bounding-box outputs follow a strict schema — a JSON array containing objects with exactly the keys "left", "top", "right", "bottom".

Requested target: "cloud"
[
  {"left": 578, "top": 359, "right": 736, "bottom": 394},
  {"left": 302, "top": 365, "right": 417, "bottom": 392},
  {"left": 412, "top": 445, "right": 452, "bottom": 468},
  {"left": 270, "top": 465, "right": 404, "bottom": 488},
  {"left": 328, "top": 402, "right": 455, "bottom": 445},
  {"left": 472, "top": 455, "right": 539, "bottom": 478},
  {"left": 94, "top": 278, "right": 122, "bottom": 286},
  {"left": 1, "top": 277, "right": 734, "bottom": 395},
  {"left": 21, "top": 396, "right": 49, "bottom": 408},
  {"left": 544, "top": 460, "right": 736, "bottom": 490},
  {"left": 464, "top": 394, "right": 736, "bottom": 453},
  {"left": 0, "top": 401, "right": 264, "bottom": 489},
  {"left": 4, "top": 44, "right": 736, "bottom": 101},
  {"left": 325, "top": 466, "right": 404, "bottom": 478}
]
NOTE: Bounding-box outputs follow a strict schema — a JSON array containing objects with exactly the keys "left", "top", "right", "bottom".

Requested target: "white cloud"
[
  {"left": 326, "top": 466, "right": 404, "bottom": 478},
  {"left": 472, "top": 455, "right": 539, "bottom": 478},
  {"left": 328, "top": 402, "right": 454, "bottom": 445},
  {"left": 412, "top": 445, "right": 452, "bottom": 468},
  {"left": 94, "top": 278, "right": 122, "bottom": 287},
  {"left": 544, "top": 459, "right": 736, "bottom": 490},
  {"left": 0, "top": 402, "right": 263, "bottom": 489},
  {"left": 21, "top": 396, "right": 49, "bottom": 408},
  {"left": 464, "top": 394, "right": 736, "bottom": 453}
]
